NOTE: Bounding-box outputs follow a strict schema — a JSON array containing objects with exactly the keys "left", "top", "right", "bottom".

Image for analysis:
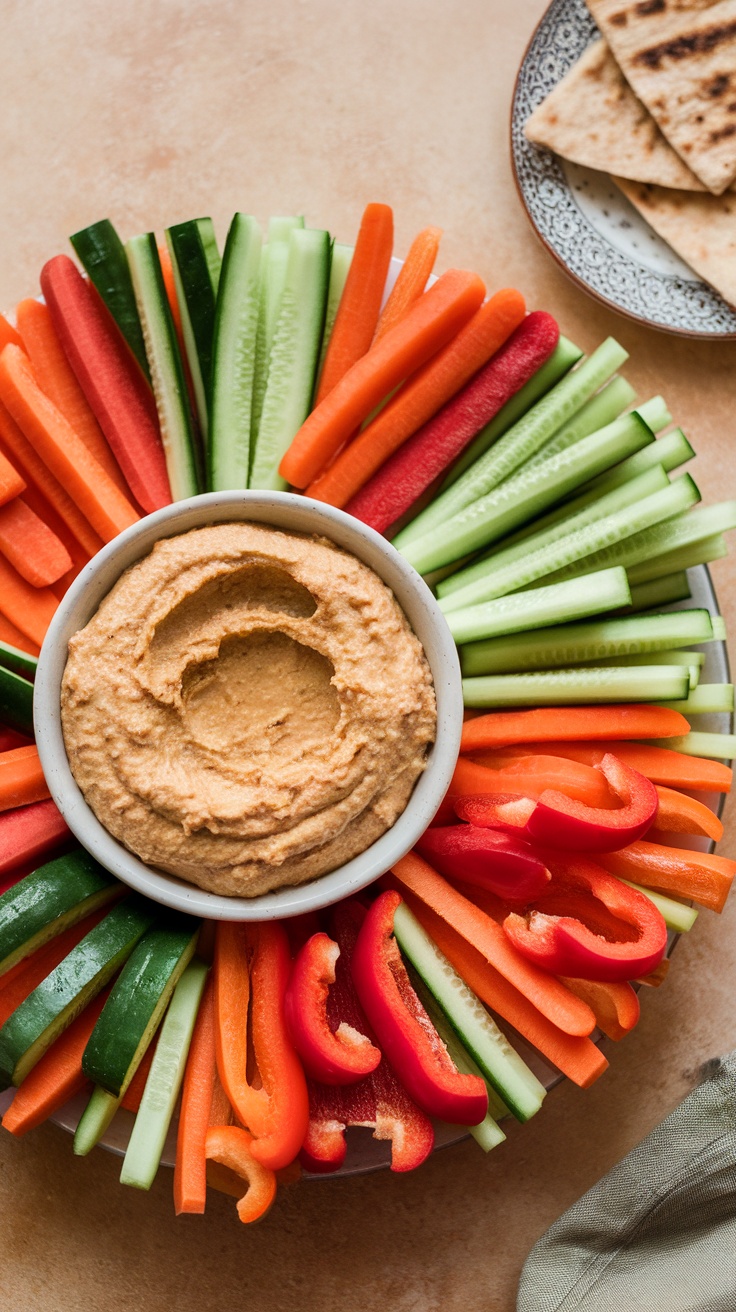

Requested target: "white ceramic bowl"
[{"left": 34, "top": 491, "right": 463, "bottom": 921}]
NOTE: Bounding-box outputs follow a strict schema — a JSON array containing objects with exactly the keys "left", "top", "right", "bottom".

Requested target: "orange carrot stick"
[
  {"left": 0, "top": 556, "right": 58, "bottom": 647},
  {"left": 0, "top": 613, "right": 39, "bottom": 658},
  {"left": 1, "top": 990, "right": 109, "bottom": 1136},
  {"left": 306, "top": 287, "right": 526, "bottom": 507},
  {"left": 280, "top": 268, "right": 486, "bottom": 488},
  {"left": 402, "top": 893, "right": 607, "bottom": 1087},
  {"left": 314, "top": 203, "right": 394, "bottom": 404},
  {"left": 0, "top": 400, "right": 103, "bottom": 558},
  {"left": 390, "top": 851, "right": 596, "bottom": 1036},
  {"left": 598, "top": 840, "right": 736, "bottom": 914},
  {"left": 0, "top": 498, "right": 72, "bottom": 588},
  {"left": 174, "top": 977, "right": 216, "bottom": 1215},
  {"left": 0, "top": 448, "right": 25, "bottom": 508},
  {"left": 15, "top": 299, "right": 130, "bottom": 496},
  {"left": 491, "top": 740, "right": 733, "bottom": 794},
  {"left": 373, "top": 226, "right": 442, "bottom": 343},
  {"left": 157, "top": 241, "right": 198, "bottom": 418},
  {"left": 0, "top": 346, "right": 138, "bottom": 542},
  {"left": 559, "top": 977, "right": 640, "bottom": 1041},
  {"left": 0, "top": 906, "right": 111, "bottom": 1028},
  {"left": 0, "top": 314, "right": 22, "bottom": 352},
  {"left": 460, "top": 705, "right": 691, "bottom": 754},
  {"left": 0, "top": 746, "right": 50, "bottom": 811}
]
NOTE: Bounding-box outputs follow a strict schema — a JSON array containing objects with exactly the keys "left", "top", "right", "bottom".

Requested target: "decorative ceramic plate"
[
  {"left": 511, "top": 0, "right": 736, "bottom": 338},
  {"left": 0, "top": 565, "right": 727, "bottom": 1178}
]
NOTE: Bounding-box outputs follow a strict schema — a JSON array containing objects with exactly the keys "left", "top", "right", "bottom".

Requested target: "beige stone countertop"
[{"left": 1, "top": 2, "right": 735, "bottom": 1309}]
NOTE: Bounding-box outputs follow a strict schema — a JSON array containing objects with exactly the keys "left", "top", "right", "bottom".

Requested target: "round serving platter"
[
  {"left": 511, "top": 0, "right": 736, "bottom": 339},
  {"left": 0, "top": 564, "right": 727, "bottom": 1179}
]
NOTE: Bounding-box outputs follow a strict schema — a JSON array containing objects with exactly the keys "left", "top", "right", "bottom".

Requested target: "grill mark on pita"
[
  {"left": 636, "top": 0, "right": 667, "bottom": 15},
  {"left": 610, "top": 10, "right": 629, "bottom": 24},
  {"left": 635, "top": 20, "right": 736, "bottom": 68},
  {"left": 705, "top": 73, "right": 731, "bottom": 97},
  {"left": 710, "top": 121, "right": 736, "bottom": 141}
]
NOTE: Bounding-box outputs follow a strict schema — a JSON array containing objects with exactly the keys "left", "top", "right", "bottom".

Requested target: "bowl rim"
[{"left": 34, "top": 490, "right": 463, "bottom": 920}]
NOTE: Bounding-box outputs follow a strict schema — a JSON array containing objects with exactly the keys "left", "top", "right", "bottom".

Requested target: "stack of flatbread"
[{"left": 525, "top": 0, "right": 736, "bottom": 306}]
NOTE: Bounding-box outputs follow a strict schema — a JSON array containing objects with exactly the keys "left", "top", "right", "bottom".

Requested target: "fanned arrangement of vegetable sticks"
[{"left": 0, "top": 202, "right": 733, "bottom": 1225}]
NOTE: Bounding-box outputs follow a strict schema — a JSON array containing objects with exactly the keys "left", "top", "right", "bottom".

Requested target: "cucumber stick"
[
  {"left": 662, "top": 684, "right": 734, "bottom": 715},
  {"left": 251, "top": 217, "right": 305, "bottom": 447},
  {"left": 441, "top": 336, "right": 583, "bottom": 489},
  {"left": 395, "top": 337, "right": 627, "bottom": 548},
  {"left": 208, "top": 213, "right": 263, "bottom": 490},
  {"left": 462, "top": 665, "right": 691, "bottom": 709},
  {"left": 165, "top": 219, "right": 219, "bottom": 441},
  {"left": 402, "top": 409, "right": 653, "bottom": 574},
  {"left": 629, "top": 535, "right": 728, "bottom": 586},
  {"left": 0, "top": 897, "right": 156, "bottom": 1086},
  {"left": 621, "top": 882, "right": 698, "bottom": 935},
  {"left": 651, "top": 732, "right": 736, "bottom": 760},
  {"left": 195, "top": 217, "right": 221, "bottom": 293},
  {"left": 315, "top": 242, "right": 353, "bottom": 385},
  {"left": 445, "top": 568, "right": 630, "bottom": 647},
  {"left": 83, "top": 919, "right": 200, "bottom": 1096},
  {"left": 249, "top": 227, "right": 330, "bottom": 490},
  {"left": 558, "top": 498, "right": 736, "bottom": 587},
  {"left": 126, "top": 233, "right": 200, "bottom": 499},
  {"left": 392, "top": 901, "right": 545, "bottom": 1122},
  {"left": 586, "top": 650, "right": 704, "bottom": 690},
  {"left": 0, "top": 665, "right": 34, "bottom": 737},
  {"left": 440, "top": 467, "right": 669, "bottom": 602},
  {"left": 120, "top": 959, "right": 209, "bottom": 1189},
  {"left": 628, "top": 573, "right": 691, "bottom": 611},
  {"left": 70, "top": 219, "right": 150, "bottom": 378},
  {"left": 0, "top": 851, "right": 119, "bottom": 977},
  {"left": 439, "top": 475, "right": 699, "bottom": 615},
  {"left": 521, "top": 374, "right": 637, "bottom": 473},
  {"left": 0, "top": 640, "right": 37, "bottom": 681},
  {"left": 459, "top": 608, "right": 714, "bottom": 677}
]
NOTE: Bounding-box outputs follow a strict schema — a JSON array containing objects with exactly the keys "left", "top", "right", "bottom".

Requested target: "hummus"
[{"left": 61, "top": 522, "right": 437, "bottom": 897}]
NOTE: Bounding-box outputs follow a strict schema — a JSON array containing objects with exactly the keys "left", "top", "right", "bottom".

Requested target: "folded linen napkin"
[{"left": 518, "top": 1051, "right": 736, "bottom": 1312}]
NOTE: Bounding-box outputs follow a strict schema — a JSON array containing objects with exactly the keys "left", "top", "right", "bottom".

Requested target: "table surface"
[{"left": 1, "top": 2, "right": 735, "bottom": 1308}]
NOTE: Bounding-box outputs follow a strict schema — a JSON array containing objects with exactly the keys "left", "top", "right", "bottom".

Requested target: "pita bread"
[
  {"left": 613, "top": 175, "right": 736, "bottom": 303},
  {"left": 587, "top": 0, "right": 736, "bottom": 194},
  {"left": 526, "top": 39, "right": 710, "bottom": 189}
]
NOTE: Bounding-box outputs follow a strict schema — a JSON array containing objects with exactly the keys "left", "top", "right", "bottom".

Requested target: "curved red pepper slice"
[
  {"left": 351, "top": 890, "right": 488, "bottom": 1126},
  {"left": 454, "top": 792, "right": 536, "bottom": 833},
  {"left": 503, "top": 857, "right": 668, "bottom": 983},
  {"left": 284, "top": 932, "right": 381, "bottom": 1085},
  {"left": 416, "top": 824, "right": 550, "bottom": 900},
  {"left": 523, "top": 753, "right": 658, "bottom": 853}
]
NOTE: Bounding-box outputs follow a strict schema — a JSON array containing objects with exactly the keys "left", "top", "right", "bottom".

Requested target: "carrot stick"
[
  {"left": 559, "top": 977, "right": 640, "bottom": 1041},
  {"left": 0, "top": 556, "right": 58, "bottom": 647},
  {"left": 0, "top": 449, "right": 25, "bottom": 508},
  {"left": 1, "top": 990, "right": 108, "bottom": 1135},
  {"left": 653, "top": 784, "right": 724, "bottom": 841},
  {"left": 460, "top": 705, "right": 691, "bottom": 754},
  {"left": 0, "top": 400, "right": 103, "bottom": 558},
  {"left": 402, "top": 893, "right": 607, "bottom": 1087},
  {"left": 0, "top": 346, "right": 138, "bottom": 542},
  {"left": 280, "top": 268, "right": 486, "bottom": 488},
  {"left": 314, "top": 203, "right": 394, "bottom": 404},
  {"left": 390, "top": 851, "right": 595, "bottom": 1036},
  {"left": 0, "top": 905, "right": 111, "bottom": 1027},
  {"left": 598, "top": 840, "right": 736, "bottom": 914},
  {"left": 491, "top": 740, "right": 733, "bottom": 793},
  {"left": 373, "top": 227, "right": 442, "bottom": 343},
  {"left": 0, "top": 614, "right": 39, "bottom": 659},
  {"left": 174, "top": 977, "right": 216, "bottom": 1215},
  {"left": 15, "top": 300, "right": 130, "bottom": 496},
  {"left": 0, "top": 314, "right": 22, "bottom": 352},
  {"left": 306, "top": 288, "right": 526, "bottom": 507},
  {"left": 157, "top": 240, "right": 198, "bottom": 418},
  {"left": 0, "top": 498, "right": 72, "bottom": 588},
  {"left": 448, "top": 755, "right": 613, "bottom": 808},
  {"left": 0, "top": 746, "right": 50, "bottom": 811}
]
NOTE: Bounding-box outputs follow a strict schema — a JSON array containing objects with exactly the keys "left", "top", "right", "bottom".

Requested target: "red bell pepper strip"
[
  {"left": 503, "top": 857, "right": 668, "bottom": 983},
  {"left": 454, "top": 792, "right": 536, "bottom": 832},
  {"left": 523, "top": 753, "right": 658, "bottom": 853},
  {"left": 205, "top": 1125, "right": 277, "bottom": 1224},
  {"left": 450, "top": 757, "right": 613, "bottom": 809},
  {"left": 345, "top": 310, "right": 557, "bottom": 533},
  {"left": 559, "top": 976, "right": 640, "bottom": 1041},
  {"left": 300, "top": 900, "right": 434, "bottom": 1173},
  {"left": 284, "top": 932, "right": 381, "bottom": 1085},
  {"left": 597, "top": 840, "right": 736, "bottom": 914},
  {"left": 416, "top": 824, "right": 550, "bottom": 901},
  {"left": 0, "top": 800, "right": 71, "bottom": 884},
  {"left": 460, "top": 705, "right": 690, "bottom": 754},
  {"left": 351, "top": 890, "right": 488, "bottom": 1126}
]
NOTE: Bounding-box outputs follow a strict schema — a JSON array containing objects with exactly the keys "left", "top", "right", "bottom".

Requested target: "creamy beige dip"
[{"left": 61, "top": 523, "right": 436, "bottom": 897}]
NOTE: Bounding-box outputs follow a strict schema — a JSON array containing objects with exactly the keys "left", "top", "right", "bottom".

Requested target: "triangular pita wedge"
[
  {"left": 613, "top": 175, "right": 736, "bottom": 304},
  {"left": 588, "top": 0, "right": 736, "bottom": 195},
  {"left": 526, "top": 38, "right": 709, "bottom": 190}
]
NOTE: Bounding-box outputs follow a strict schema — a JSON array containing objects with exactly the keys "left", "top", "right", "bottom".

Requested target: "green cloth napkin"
[{"left": 518, "top": 1051, "right": 736, "bottom": 1311}]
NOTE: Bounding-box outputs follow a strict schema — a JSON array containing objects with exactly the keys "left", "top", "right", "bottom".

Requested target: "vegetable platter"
[{"left": 0, "top": 203, "right": 733, "bottom": 1222}]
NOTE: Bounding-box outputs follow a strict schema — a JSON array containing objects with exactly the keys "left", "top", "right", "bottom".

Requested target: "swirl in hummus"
[{"left": 61, "top": 522, "right": 437, "bottom": 897}]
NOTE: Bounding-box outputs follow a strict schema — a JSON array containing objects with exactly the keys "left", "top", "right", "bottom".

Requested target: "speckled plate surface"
[{"left": 511, "top": 0, "right": 736, "bottom": 338}]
